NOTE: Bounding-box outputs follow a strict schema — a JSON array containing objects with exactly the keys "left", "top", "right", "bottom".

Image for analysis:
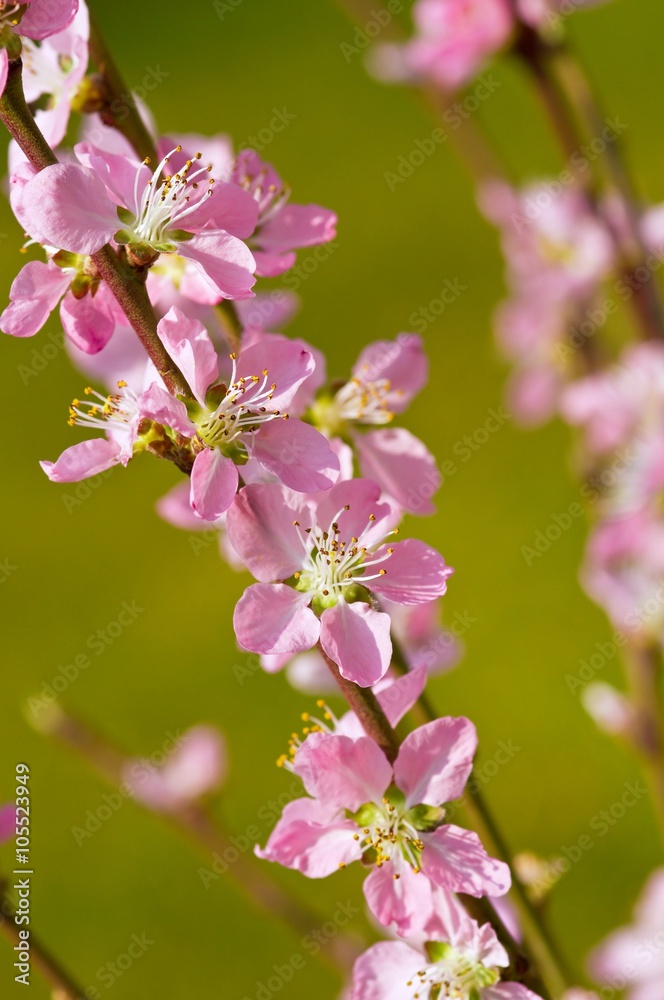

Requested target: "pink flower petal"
[
  {"left": 352, "top": 334, "right": 427, "bottom": 412},
  {"left": 0, "top": 48, "right": 7, "bottom": 98},
  {"left": 157, "top": 482, "right": 213, "bottom": 531},
  {"left": 363, "top": 861, "right": 435, "bottom": 936},
  {"left": 253, "top": 249, "right": 297, "bottom": 278},
  {"left": 375, "top": 667, "right": 428, "bottom": 727},
  {"left": 190, "top": 448, "right": 238, "bottom": 520},
  {"left": 484, "top": 986, "right": 545, "bottom": 1000},
  {"left": 183, "top": 180, "right": 259, "bottom": 238},
  {"left": 314, "top": 479, "right": 394, "bottom": 546},
  {"left": 351, "top": 940, "right": 424, "bottom": 1000},
  {"left": 60, "top": 287, "right": 117, "bottom": 354},
  {"left": 255, "top": 797, "right": 362, "bottom": 878},
  {"left": 40, "top": 438, "right": 123, "bottom": 482},
  {"left": 250, "top": 418, "right": 340, "bottom": 493},
  {"left": 74, "top": 142, "right": 150, "bottom": 214},
  {"left": 258, "top": 203, "right": 337, "bottom": 251},
  {"left": 356, "top": 427, "right": 439, "bottom": 515},
  {"left": 235, "top": 334, "right": 315, "bottom": 410},
  {"left": 139, "top": 383, "right": 196, "bottom": 437},
  {"left": 422, "top": 825, "right": 511, "bottom": 897},
  {"left": 394, "top": 717, "right": 477, "bottom": 808},
  {"left": 157, "top": 305, "right": 219, "bottom": 406},
  {"left": 0, "top": 259, "right": 69, "bottom": 338},
  {"left": 23, "top": 163, "right": 118, "bottom": 255},
  {"left": 233, "top": 583, "right": 320, "bottom": 655},
  {"left": 226, "top": 483, "right": 313, "bottom": 582},
  {"left": 179, "top": 229, "right": 256, "bottom": 300},
  {"left": 20, "top": 0, "right": 79, "bottom": 40},
  {"left": 371, "top": 538, "right": 454, "bottom": 605},
  {"left": 320, "top": 601, "right": 392, "bottom": 687},
  {"left": 294, "top": 734, "right": 392, "bottom": 812}
]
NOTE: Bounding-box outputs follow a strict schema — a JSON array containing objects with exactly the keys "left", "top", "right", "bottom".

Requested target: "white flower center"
[
  {"left": 131, "top": 146, "right": 215, "bottom": 247},
  {"left": 68, "top": 381, "right": 140, "bottom": 444},
  {"left": 357, "top": 798, "right": 426, "bottom": 874},
  {"left": 292, "top": 505, "right": 398, "bottom": 601},
  {"left": 196, "top": 354, "right": 286, "bottom": 452},
  {"left": 333, "top": 376, "right": 395, "bottom": 424},
  {"left": 235, "top": 163, "right": 290, "bottom": 226},
  {"left": 403, "top": 951, "right": 500, "bottom": 1000}
]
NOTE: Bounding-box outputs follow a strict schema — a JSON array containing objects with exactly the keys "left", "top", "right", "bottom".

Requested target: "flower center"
[
  {"left": 235, "top": 163, "right": 290, "bottom": 226},
  {"left": 196, "top": 354, "right": 286, "bottom": 453},
  {"left": 129, "top": 146, "right": 215, "bottom": 248},
  {"left": 355, "top": 796, "right": 426, "bottom": 874},
  {"left": 68, "top": 381, "right": 140, "bottom": 439},
  {"left": 292, "top": 505, "right": 398, "bottom": 604},
  {"left": 404, "top": 949, "right": 500, "bottom": 1000},
  {"left": 332, "top": 376, "right": 395, "bottom": 425}
]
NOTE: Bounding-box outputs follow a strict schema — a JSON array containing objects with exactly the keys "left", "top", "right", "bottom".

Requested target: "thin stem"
[
  {"left": 624, "top": 642, "right": 664, "bottom": 846},
  {"left": 318, "top": 644, "right": 553, "bottom": 997},
  {"left": 0, "top": 898, "right": 87, "bottom": 999},
  {"left": 31, "top": 706, "right": 360, "bottom": 976},
  {"left": 0, "top": 58, "right": 194, "bottom": 400},
  {"left": 319, "top": 642, "right": 401, "bottom": 762},
  {"left": 87, "top": 11, "right": 158, "bottom": 162}
]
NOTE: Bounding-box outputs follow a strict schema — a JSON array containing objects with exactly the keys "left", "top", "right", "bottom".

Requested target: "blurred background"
[{"left": 2, "top": 0, "right": 663, "bottom": 995}]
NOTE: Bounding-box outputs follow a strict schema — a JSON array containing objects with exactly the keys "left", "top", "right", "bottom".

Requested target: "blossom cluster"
[
  {"left": 370, "top": 0, "right": 612, "bottom": 92},
  {"left": 0, "top": 2, "right": 542, "bottom": 997}
]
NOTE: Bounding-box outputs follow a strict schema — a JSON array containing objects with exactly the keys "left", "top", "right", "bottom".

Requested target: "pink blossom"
[
  {"left": 228, "top": 479, "right": 453, "bottom": 686},
  {"left": 257, "top": 718, "right": 510, "bottom": 934},
  {"left": 561, "top": 343, "right": 664, "bottom": 455},
  {"left": 0, "top": 803, "right": 15, "bottom": 843},
  {"left": 122, "top": 726, "right": 226, "bottom": 813},
  {"left": 155, "top": 307, "right": 339, "bottom": 519},
  {"left": 372, "top": 0, "right": 513, "bottom": 91},
  {"left": 589, "top": 868, "right": 664, "bottom": 1000},
  {"left": 39, "top": 377, "right": 180, "bottom": 482},
  {"left": 20, "top": 141, "right": 258, "bottom": 300},
  {"left": 581, "top": 510, "right": 664, "bottom": 636},
  {"left": 232, "top": 149, "right": 337, "bottom": 277},
  {"left": 311, "top": 334, "right": 438, "bottom": 515},
  {"left": 20, "top": 0, "right": 89, "bottom": 147},
  {"left": 479, "top": 181, "right": 614, "bottom": 305},
  {"left": 1, "top": 253, "right": 127, "bottom": 354},
  {"left": 581, "top": 682, "right": 637, "bottom": 740},
  {"left": 0, "top": 1, "right": 79, "bottom": 98},
  {"left": 350, "top": 905, "right": 540, "bottom": 1000}
]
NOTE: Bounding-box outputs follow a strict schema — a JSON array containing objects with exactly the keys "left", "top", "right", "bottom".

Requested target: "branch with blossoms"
[
  {"left": 326, "top": 0, "right": 664, "bottom": 996},
  {"left": 3, "top": 1, "right": 655, "bottom": 999}
]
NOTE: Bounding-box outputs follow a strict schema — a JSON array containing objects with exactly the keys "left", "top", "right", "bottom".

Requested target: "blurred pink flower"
[
  {"left": 123, "top": 726, "right": 226, "bottom": 813},
  {"left": 373, "top": 0, "right": 513, "bottom": 91},
  {"left": 589, "top": 868, "right": 664, "bottom": 999},
  {"left": 582, "top": 510, "right": 664, "bottom": 636}
]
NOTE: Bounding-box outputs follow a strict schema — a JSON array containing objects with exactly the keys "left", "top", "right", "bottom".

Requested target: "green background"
[{"left": 1, "top": 0, "right": 662, "bottom": 996}]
